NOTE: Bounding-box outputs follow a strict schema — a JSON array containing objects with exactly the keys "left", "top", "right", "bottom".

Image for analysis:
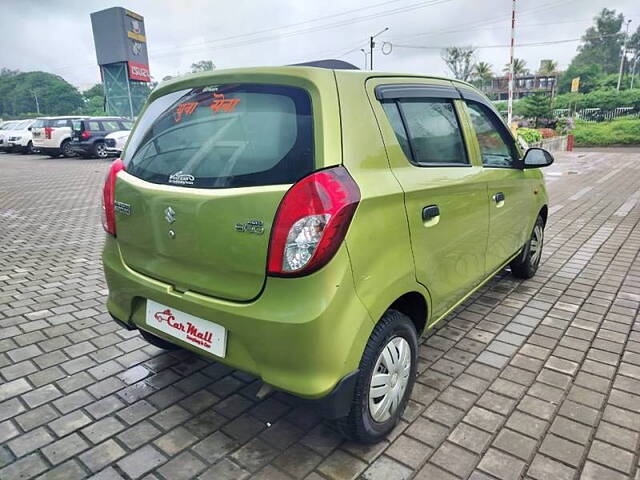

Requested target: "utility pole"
[
  {"left": 617, "top": 19, "right": 632, "bottom": 91},
  {"left": 360, "top": 49, "right": 370, "bottom": 70},
  {"left": 369, "top": 27, "right": 389, "bottom": 71},
  {"left": 507, "top": 0, "right": 516, "bottom": 127},
  {"left": 31, "top": 91, "right": 40, "bottom": 114}
]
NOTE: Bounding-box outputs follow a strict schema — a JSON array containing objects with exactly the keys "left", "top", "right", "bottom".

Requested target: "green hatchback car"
[{"left": 102, "top": 60, "right": 553, "bottom": 443}]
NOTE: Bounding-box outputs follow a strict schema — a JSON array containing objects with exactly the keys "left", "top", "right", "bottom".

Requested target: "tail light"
[
  {"left": 102, "top": 159, "right": 125, "bottom": 235},
  {"left": 44, "top": 127, "right": 53, "bottom": 139},
  {"left": 81, "top": 131, "right": 91, "bottom": 140},
  {"left": 267, "top": 166, "right": 360, "bottom": 276}
]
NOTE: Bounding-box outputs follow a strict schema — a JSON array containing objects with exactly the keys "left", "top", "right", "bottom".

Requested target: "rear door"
[
  {"left": 370, "top": 80, "right": 489, "bottom": 322},
  {"left": 115, "top": 83, "right": 315, "bottom": 301},
  {"left": 461, "top": 98, "right": 532, "bottom": 272}
]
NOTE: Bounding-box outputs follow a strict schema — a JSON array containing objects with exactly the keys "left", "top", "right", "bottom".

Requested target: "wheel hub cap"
[{"left": 368, "top": 336, "right": 411, "bottom": 423}]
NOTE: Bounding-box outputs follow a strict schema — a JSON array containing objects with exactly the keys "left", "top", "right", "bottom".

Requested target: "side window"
[
  {"left": 382, "top": 98, "right": 468, "bottom": 166},
  {"left": 119, "top": 121, "right": 134, "bottom": 130},
  {"left": 101, "top": 121, "right": 121, "bottom": 131},
  {"left": 466, "top": 102, "right": 520, "bottom": 168},
  {"left": 53, "top": 119, "right": 67, "bottom": 127},
  {"left": 381, "top": 102, "right": 411, "bottom": 160},
  {"left": 88, "top": 121, "right": 101, "bottom": 131}
]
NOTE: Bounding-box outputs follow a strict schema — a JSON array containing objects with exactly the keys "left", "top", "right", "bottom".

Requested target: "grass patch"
[{"left": 574, "top": 117, "right": 640, "bottom": 146}]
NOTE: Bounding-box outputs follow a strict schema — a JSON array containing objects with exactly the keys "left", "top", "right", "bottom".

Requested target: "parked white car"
[
  {"left": 0, "top": 120, "right": 21, "bottom": 152},
  {"left": 104, "top": 130, "right": 130, "bottom": 155},
  {"left": 31, "top": 116, "right": 86, "bottom": 157},
  {"left": 6, "top": 119, "right": 36, "bottom": 153}
]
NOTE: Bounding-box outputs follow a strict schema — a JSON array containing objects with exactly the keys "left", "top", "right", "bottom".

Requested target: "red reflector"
[
  {"left": 81, "top": 131, "right": 91, "bottom": 140},
  {"left": 44, "top": 127, "right": 53, "bottom": 139},
  {"left": 267, "top": 166, "right": 360, "bottom": 276},
  {"left": 102, "top": 159, "right": 125, "bottom": 236}
]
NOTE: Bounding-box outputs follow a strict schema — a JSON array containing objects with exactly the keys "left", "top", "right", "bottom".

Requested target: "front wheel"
[
  {"left": 510, "top": 215, "right": 544, "bottom": 279},
  {"left": 24, "top": 141, "right": 34, "bottom": 154},
  {"left": 93, "top": 141, "right": 109, "bottom": 159},
  {"left": 337, "top": 309, "right": 417, "bottom": 443}
]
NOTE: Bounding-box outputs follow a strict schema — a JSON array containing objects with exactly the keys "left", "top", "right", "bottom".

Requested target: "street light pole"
[
  {"left": 617, "top": 19, "right": 632, "bottom": 91},
  {"left": 360, "top": 49, "right": 370, "bottom": 70},
  {"left": 507, "top": 0, "right": 516, "bottom": 127},
  {"left": 369, "top": 27, "right": 389, "bottom": 71},
  {"left": 631, "top": 56, "right": 639, "bottom": 90}
]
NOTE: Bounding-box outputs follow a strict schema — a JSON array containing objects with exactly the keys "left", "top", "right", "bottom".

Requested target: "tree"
[
  {"left": 520, "top": 94, "right": 552, "bottom": 127},
  {"left": 0, "top": 71, "right": 83, "bottom": 117},
  {"left": 503, "top": 58, "right": 529, "bottom": 76},
  {"left": 81, "top": 83, "right": 105, "bottom": 116},
  {"left": 190, "top": 60, "right": 216, "bottom": 73},
  {"left": 558, "top": 63, "right": 603, "bottom": 94},
  {"left": 570, "top": 8, "right": 625, "bottom": 74},
  {"left": 441, "top": 47, "right": 476, "bottom": 81},
  {"left": 472, "top": 62, "right": 493, "bottom": 91},
  {"left": 538, "top": 60, "right": 558, "bottom": 75}
]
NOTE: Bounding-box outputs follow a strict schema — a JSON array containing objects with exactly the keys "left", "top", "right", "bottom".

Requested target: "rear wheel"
[
  {"left": 510, "top": 215, "right": 544, "bottom": 279},
  {"left": 93, "top": 141, "right": 108, "bottom": 159},
  {"left": 337, "top": 310, "right": 417, "bottom": 443},
  {"left": 61, "top": 140, "right": 75, "bottom": 158},
  {"left": 140, "top": 330, "right": 181, "bottom": 350}
]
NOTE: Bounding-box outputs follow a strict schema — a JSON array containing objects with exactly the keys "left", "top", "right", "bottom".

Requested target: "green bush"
[
  {"left": 554, "top": 88, "right": 640, "bottom": 110},
  {"left": 517, "top": 128, "right": 543, "bottom": 144},
  {"left": 573, "top": 118, "right": 640, "bottom": 146}
]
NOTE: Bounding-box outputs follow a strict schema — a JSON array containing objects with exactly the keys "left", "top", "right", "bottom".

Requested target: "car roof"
[
  {"left": 82, "top": 117, "right": 130, "bottom": 121},
  {"left": 153, "top": 63, "right": 477, "bottom": 101},
  {"left": 38, "top": 116, "right": 87, "bottom": 120}
]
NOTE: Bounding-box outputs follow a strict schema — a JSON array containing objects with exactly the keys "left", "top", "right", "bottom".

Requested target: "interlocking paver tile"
[{"left": 1, "top": 151, "right": 640, "bottom": 478}]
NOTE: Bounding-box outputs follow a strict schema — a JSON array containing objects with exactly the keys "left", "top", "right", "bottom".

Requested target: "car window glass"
[
  {"left": 31, "top": 119, "right": 45, "bottom": 129},
  {"left": 381, "top": 102, "right": 411, "bottom": 160},
  {"left": 101, "top": 121, "right": 121, "bottom": 131},
  {"left": 53, "top": 119, "right": 68, "bottom": 127},
  {"left": 120, "top": 121, "right": 133, "bottom": 130},
  {"left": 393, "top": 98, "right": 468, "bottom": 165},
  {"left": 88, "top": 121, "right": 101, "bottom": 131},
  {"left": 466, "top": 102, "right": 519, "bottom": 168},
  {"left": 124, "top": 83, "right": 314, "bottom": 189}
]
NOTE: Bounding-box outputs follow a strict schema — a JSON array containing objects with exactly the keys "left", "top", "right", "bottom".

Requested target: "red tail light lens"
[
  {"left": 267, "top": 166, "right": 360, "bottom": 276},
  {"left": 81, "top": 131, "right": 91, "bottom": 140},
  {"left": 44, "top": 127, "right": 53, "bottom": 139},
  {"left": 102, "top": 159, "right": 125, "bottom": 235}
]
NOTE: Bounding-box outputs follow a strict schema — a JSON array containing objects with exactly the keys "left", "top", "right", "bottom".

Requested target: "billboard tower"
[{"left": 90, "top": 7, "right": 151, "bottom": 118}]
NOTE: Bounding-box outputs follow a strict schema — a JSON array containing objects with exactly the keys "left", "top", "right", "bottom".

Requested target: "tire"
[
  {"left": 337, "top": 309, "right": 418, "bottom": 443},
  {"left": 510, "top": 215, "right": 544, "bottom": 279},
  {"left": 140, "top": 330, "right": 181, "bottom": 350},
  {"left": 23, "top": 141, "right": 34, "bottom": 154},
  {"left": 93, "top": 141, "right": 109, "bottom": 159},
  {"left": 61, "top": 140, "right": 76, "bottom": 158}
]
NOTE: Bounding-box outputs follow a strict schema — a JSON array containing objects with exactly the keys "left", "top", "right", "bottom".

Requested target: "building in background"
[
  {"left": 485, "top": 60, "right": 560, "bottom": 100},
  {"left": 90, "top": 7, "right": 151, "bottom": 118}
]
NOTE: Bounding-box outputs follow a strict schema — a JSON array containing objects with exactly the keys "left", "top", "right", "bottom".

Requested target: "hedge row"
[{"left": 573, "top": 118, "right": 640, "bottom": 146}]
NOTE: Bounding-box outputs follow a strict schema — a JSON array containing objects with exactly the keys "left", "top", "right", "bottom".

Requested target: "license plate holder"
[{"left": 145, "top": 299, "right": 227, "bottom": 357}]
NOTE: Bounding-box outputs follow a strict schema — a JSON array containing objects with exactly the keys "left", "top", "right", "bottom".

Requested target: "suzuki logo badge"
[{"left": 164, "top": 206, "right": 176, "bottom": 224}]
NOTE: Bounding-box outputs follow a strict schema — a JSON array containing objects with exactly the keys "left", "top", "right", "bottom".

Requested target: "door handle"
[
  {"left": 422, "top": 205, "right": 440, "bottom": 221},
  {"left": 493, "top": 192, "right": 505, "bottom": 203}
]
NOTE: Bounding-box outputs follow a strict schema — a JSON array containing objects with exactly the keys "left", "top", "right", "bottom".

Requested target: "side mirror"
[
  {"left": 523, "top": 147, "right": 554, "bottom": 169},
  {"left": 27, "top": 127, "right": 32, "bottom": 131}
]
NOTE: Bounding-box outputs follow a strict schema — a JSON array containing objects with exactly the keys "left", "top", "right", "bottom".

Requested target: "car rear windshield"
[{"left": 123, "top": 83, "right": 314, "bottom": 189}]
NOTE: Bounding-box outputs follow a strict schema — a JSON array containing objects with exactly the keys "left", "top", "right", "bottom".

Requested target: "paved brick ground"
[{"left": 0, "top": 150, "right": 639, "bottom": 480}]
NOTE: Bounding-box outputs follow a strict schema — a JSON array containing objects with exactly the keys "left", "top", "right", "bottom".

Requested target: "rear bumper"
[{"left": 102, "top": 235, "right": 373, "bottom": 402}]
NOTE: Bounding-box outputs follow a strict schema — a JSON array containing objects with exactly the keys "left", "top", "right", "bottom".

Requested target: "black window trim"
[{"left": 378, "top": 85, "right": 471, "bottom": 168}]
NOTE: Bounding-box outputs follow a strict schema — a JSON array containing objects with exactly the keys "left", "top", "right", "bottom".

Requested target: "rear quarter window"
[{"left": 123, "top": 83, "right": 314, "bottom": 189}]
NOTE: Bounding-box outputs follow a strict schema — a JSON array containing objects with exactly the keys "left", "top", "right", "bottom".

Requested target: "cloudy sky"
[{"left": 1, "top": 0, "right": 639, "bottom": 90}]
